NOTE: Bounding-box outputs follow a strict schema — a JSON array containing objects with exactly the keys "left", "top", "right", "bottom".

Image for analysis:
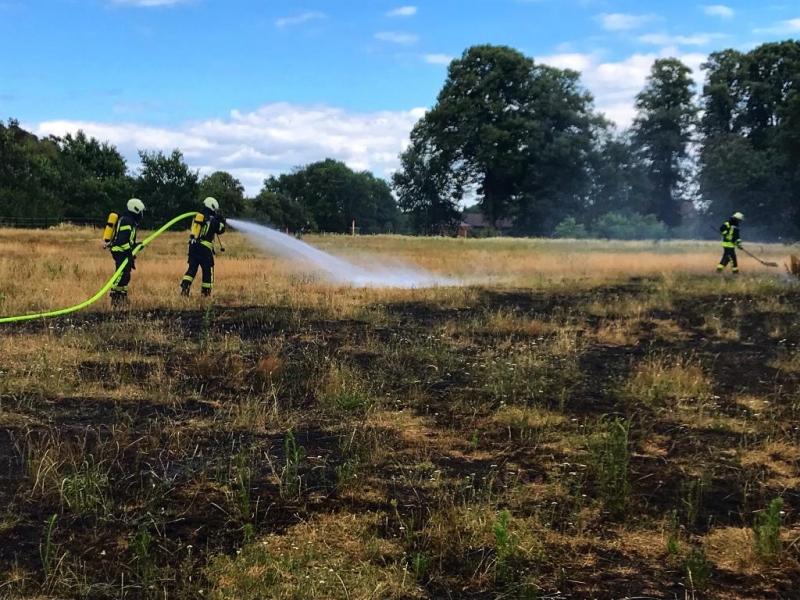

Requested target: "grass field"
[{"left": 1, "top": 225, "right": 799, "bottom": 599}]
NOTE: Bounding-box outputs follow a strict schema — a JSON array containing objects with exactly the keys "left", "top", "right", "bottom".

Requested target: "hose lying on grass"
[{"left": 0, "top": 212, "right": 197, "bottom": 324}]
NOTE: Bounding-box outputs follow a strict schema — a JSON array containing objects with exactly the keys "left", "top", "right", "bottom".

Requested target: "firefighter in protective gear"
[
  {"left": 180, "top": 197, "right": 226, "bottom": 297},
  {"left": 717, "top": 212, "right": 744, "bottom": 274},
  {"left": 106, "top": 198, "right": 145, "bottom": 306}
]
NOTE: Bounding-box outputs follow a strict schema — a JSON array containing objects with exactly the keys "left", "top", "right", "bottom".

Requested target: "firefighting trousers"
[
  {"left": 183, "top": 243, "right": 215, "bottom": 292},
  {"left": 111, "top": 250, "right": 133, "bottom": 294},
  {"left": 717, "top": 247, "right": 738, "bottom": 271}
]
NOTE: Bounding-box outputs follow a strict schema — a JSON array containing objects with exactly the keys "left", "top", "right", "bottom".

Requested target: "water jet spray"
[{"left": 227, "top": 219, "right": 456, "bottom": 288}]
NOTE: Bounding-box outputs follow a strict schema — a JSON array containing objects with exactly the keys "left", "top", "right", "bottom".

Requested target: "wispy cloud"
[
  {"left": 638, "top": 32, "right": 725, "bottom": 46},
  {"left": 275, "top": 11, "right": 326, "bottom": 27},
  {"left": 598, "top": 13, "right": 658, "bottom": 31},
  {"left": 32, "top": 103, "right": 428, "bottom": 195},
  {"left": 538, "top": 50, "right": 706, "bottom": 126},
  {"left": 110, "top": 0, "right": 193, "bottom": 6},
  {"left": 386, "top": 6, "right": 417, "bottom": 17},
  {"left": 424, "top": 54, "right": 453, "bottom": 65},
  {"left": 702, "top": 4, "right": 735, "bottom": 18},
  {"left": 374, "top": 31, "right": 419, "bottom": 44},
  {"left": 753, "top": 18, "right": 800, "bottom": 34}
]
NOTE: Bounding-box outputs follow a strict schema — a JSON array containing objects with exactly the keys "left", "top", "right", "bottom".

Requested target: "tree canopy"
[
  {"left": 397, "top": 45, "right": 602, "bottom": 236},
  {"left": 262, "top": 159, "right": 404, "bottom": 234},
  {"left": 3, "top": 39, "right": 800, "bottom": 239}
]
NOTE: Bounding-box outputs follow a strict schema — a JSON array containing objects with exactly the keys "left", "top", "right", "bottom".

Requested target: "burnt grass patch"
[{"left": 2, "top": 278, "right": 800, "bottom": 598}]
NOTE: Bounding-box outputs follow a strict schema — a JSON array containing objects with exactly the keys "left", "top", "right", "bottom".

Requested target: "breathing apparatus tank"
[
  {"left": 103, "top": 213, "right": 119, "bottom": 244},
  {"left": 191, "top": 212, "right": 205, "bottom": 238}
]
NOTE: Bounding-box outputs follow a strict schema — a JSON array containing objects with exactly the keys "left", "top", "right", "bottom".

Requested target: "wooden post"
[{"left": 351, "top": 220, "right": 356, "bottom": 236}]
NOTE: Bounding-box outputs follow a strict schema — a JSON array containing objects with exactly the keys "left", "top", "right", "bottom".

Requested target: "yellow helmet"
[{"left": 732, "top": 212, "right": 744, "bottom": 221}]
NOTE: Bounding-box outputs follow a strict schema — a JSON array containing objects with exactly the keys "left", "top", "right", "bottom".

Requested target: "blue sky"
[{"left": 1, "top": 0, "right": 798, "bottom": 193}]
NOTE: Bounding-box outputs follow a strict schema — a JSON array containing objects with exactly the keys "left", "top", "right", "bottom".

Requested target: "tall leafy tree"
[
  {"left": 393, "top": 129, "right": 464, "bottom": 234},
  {"left": 0, "top": 119, "right": 63, "bottom": 220},
  {"left": 700, "top": 49, "right": 746, "bottom": 138},
  {"left": 585, "top": 129, "right": 653, "bottom": 222},
  {"left": 248, "top": 189, "right": 312, "bottom": 231},
  {"left": 265, "top": 159, "right": 402, "bottom": 233},
  {"left": 699, "top": 41, "right": 800, "bottom": 234},
  {"left": 199, "top": 171, "right": 246, "bottom": 217},
  {"left": 54, "top": 130, "right": 133, "bottom": 220},
  {"left": 782, "top": 90, "right": 800, "bottom": 232},
  {"left": 135, "top": 149, "right": 199, "bottom": 225},
  {"left": 633, "top": 58, "right": 698, "bottom": 228},
  {"left": 394, "top": 44, "right": 601, "bottom": 235}
]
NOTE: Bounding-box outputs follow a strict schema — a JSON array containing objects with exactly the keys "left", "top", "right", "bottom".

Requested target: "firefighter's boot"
[
  {"left": 201, "top": 287, "right": 212, "bottom": 298},
  {"left": 180, "top": 281, "right": 191, "bottom": 297}
]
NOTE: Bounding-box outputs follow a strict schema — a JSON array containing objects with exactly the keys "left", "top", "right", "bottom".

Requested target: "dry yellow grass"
[
  {"left": 207, "top": 512, "right": 424, "bottom": 600},
  {"left": 0, "top": 225, "right": 792, "bottom": 317},
  {"left": 624, "top": 354, "right": 713, "bottom": 407},
  {"left": 2, "top": 225, "right": 799, "bottom": 600}
]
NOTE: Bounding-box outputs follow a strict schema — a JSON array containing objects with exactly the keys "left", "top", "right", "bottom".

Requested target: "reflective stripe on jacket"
[
  {"left": 111, "top": 214, "right": 138, "bottom": 253},
  {"left": 720, "top": 221, "right": 740, "bottom": 248},
  {"left": 196, "top": 212, "right": 225, "bottom": 249}
]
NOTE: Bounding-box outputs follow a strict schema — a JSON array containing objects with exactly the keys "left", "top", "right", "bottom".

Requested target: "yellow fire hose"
[{"left": 0, "top": 212, "right": 197, "bottom": 324}]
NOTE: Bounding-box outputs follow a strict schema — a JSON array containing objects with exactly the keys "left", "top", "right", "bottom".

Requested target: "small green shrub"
[
  {"left": 552, "top": 217, "right": 587, "bottom": 239},
  {"left": 591, "top": 212, "right": 669, "bottom": 240},
  {"left": 754, "top": 497, "right": 784, "bottom": 562},
  {"left": 587, "top": 416, "right": 631, "bottom": 515},
  {"left": 683, "top": 546, "right": 712, "bottom": 591}
]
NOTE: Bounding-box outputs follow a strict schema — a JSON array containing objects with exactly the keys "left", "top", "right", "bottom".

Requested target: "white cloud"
[
  {"left": 275, "top": 11, "right": 325, "bottom": 27},
  {"left": 110, "top": 0, "right": 192, "bottom": 6},
  {"left": 26, "top": 49, "right": 714, "bottom": 196},
  {"left": 424, "top": 53, "right": 454, "bottom": 65},
  {"left": 702, "top": 5, "right": 735, "bottom": 18},
  {"left": 597, "top": 13, "right": 658, "bottom": 31},
  {"left": 31, "top": 104, "right": 428, "bottom": 195},
  {"left": 538, "top": 51, "right": 706, "bottom": 126},
  {"left": 638, "top": 32, "right": 725, "bottom": 46},
  {"left": 753, "top": 18, "right": 800, "bottom": 34},
  {"left": 374, "top": 31, "right": 419, "bottom": 44},
  {"left": 386, "top": 6, "right": 417, "bottom": 17}
]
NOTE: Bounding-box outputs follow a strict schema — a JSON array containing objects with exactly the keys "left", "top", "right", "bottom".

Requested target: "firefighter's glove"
[
  {"left": 736, "top": 241, "right": 743, "bottom": 249},
  {"left": 133, "top": 242, "right": 144, "bottom": 254}
]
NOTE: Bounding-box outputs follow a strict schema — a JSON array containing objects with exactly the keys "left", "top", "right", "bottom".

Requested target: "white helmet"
[
  {"left": 127, "top": 198, "right": 145, "bottom": 215},
  {"left": 732, "top": 212, "right": 744, "bottom": 221},
  {"left": 203, "top": 197, "right": 219, "bottom": 212}
]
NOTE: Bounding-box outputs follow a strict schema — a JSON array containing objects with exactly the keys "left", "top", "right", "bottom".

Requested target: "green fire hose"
[{"left": 0, "top": 212, "right": 197, "bottom": 324}]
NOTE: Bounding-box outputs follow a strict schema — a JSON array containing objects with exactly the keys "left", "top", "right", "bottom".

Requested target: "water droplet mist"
[{"left": 227, "top": 220, "right": 456, "bottom": 288}]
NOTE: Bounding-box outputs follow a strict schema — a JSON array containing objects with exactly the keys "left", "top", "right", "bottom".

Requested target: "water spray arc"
[
  {"left": 0, "top": 212, "right": 198, "bottom": 324},
  {"left": 227, "top": 219, "right": 456, "bottom": 288}
]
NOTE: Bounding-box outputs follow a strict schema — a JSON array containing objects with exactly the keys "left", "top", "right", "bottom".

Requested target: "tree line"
[
  {"left": 2, "top": 40, "right": 799, "bottom": 238},
  {"left": 394, "top": 41, "right": 800, "bottom": 239},
  {"left": 0, "top": 124, "right": 404, "bottom": 233}
]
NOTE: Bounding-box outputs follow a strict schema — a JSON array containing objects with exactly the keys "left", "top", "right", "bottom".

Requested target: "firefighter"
[
  {"left": 104, "top": 198, "right": 145, "bottom": 306},
  {"left": 180, "top": 197, "right": 226, "bottom": 297},
  {"left": 717, "top": 212, "right": 744, "bottom": 274}
]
